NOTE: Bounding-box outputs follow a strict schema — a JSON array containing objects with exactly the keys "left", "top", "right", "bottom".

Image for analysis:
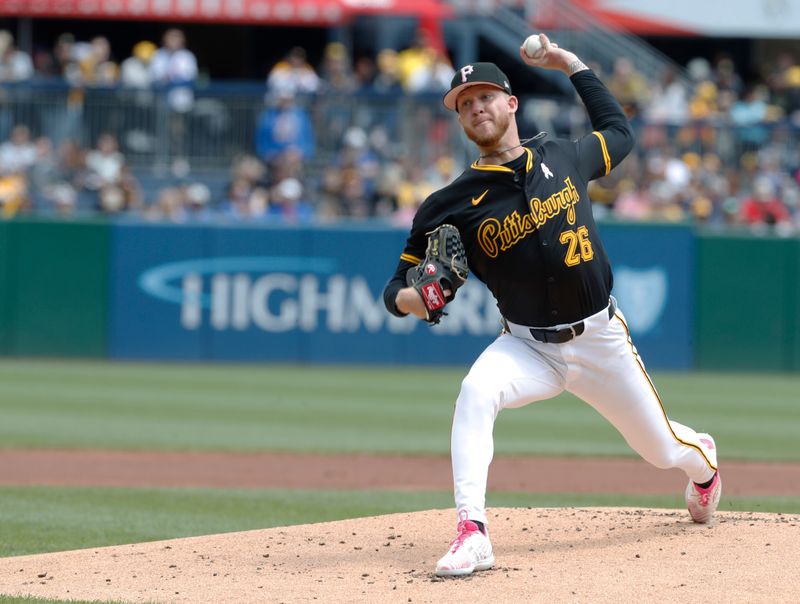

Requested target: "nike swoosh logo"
[{"left": 471, "top": 189, "right": 489, "bottom": 206}]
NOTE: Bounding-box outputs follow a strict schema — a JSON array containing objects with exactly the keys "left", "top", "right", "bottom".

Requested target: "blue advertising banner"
[
  {"left": 108, "top": 222, "right": 691, "bottom": 368},
  {"left": 600, "top": 223, "right": 694, "bottom": 370},
  {"left": 109, "top": 224, "right": 209, "bottom": 359},
  {"left": 108, "top": 223, "right": 502, "bottom": 364}
]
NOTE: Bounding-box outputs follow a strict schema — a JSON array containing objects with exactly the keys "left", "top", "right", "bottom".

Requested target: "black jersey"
[{"left": 384, "top": 69, "right": 635, "bottom": 327}]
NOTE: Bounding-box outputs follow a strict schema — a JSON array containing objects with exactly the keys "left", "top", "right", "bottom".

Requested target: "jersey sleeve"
[
  {"left": 569, "top": 69, "right": 636, "bottom": 182},
  {"left": 382, "top": 195, "right": 442, "bottom": 317}
]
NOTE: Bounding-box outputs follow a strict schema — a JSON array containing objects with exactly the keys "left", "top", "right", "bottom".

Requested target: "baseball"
[{"left": 523, "top": 34, "right": 545, "bottom": 59}]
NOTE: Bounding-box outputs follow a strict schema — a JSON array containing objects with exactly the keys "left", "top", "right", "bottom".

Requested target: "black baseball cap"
[{"left": 443, "top": 62, "right": 513, "bottom": 111}]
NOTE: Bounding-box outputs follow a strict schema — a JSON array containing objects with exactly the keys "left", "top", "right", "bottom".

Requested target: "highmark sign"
[
  {"left": 137, "top": 256, "right": 503, "bottom": 336},
  {"left": 108, "top": 223, "right": 691, "bottom": 367}
]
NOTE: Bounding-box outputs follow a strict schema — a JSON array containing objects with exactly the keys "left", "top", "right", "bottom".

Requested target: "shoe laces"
[
  {"left": 694, "top": 473, "right": 718, "bottom": 506},
  {"left": 449, "top": 512, "right": 480, "bottom": 553}
]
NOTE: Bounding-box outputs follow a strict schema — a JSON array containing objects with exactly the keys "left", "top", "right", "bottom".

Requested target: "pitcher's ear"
[{"left": 508, "top": 94, "right": 519, "bottom": 113}]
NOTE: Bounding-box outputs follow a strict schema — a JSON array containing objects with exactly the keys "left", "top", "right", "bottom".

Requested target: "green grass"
[
  {"left": 0, "top": 360, "right": 800, "bottom": 461},
  {"left": 0, "top": 360, "right": 798, "bottom": 461},
  {"left": 1, "top": 485, "right": 798, "bottom": 559}
]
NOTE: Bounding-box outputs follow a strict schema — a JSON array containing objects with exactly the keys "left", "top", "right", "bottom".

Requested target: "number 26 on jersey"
[{"left": 559, "top": 226, "right": 594, "bottom": 267}]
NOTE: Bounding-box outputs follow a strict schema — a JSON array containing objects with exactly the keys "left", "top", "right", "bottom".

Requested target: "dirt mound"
[{"left": 1, "top": 507, "right": 797, "bottom": 603}]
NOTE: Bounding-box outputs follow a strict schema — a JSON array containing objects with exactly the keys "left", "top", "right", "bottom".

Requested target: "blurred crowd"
[{"left": 2, "top": 26, "right": 800, "bottom": 234}]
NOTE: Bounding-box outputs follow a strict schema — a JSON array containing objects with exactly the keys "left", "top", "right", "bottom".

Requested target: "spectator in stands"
[
  {"left": 0, "top": 123, "right": 34, "bottom": 216},
  {"left": 0, "top": 124, "right": 37, "bottom": 174},
  {"left": 353, "top": 55, "right": 377, "bottom": 92},
  {"left": 53, "top": 32, "right": 83, "bottom": 84},
  {"left": 77, "top": 36, "right": 118, "bottom": 86},
  {"left": 0, "top": 170, "right": 29, "bottom": 217},
  {"left": 221, "top": 177, "right": 270, "bottom": 221},
  {"left": 318, "top": 42, "right": 354, "bottom": 94},
  {"left": 267, "top": 46, "right": 320, "bottom": 97},
  {"left": 340, "top": 127, "right": 379, "bottom": 201},
  {"left": 144, "top": 181, "right": 213, "bottom": 223},
  {"left": 84, "top": 132, "right": 141, "bottom": 213},
  {"left": 687, "top": 79, "right": 719, "bottom": 121},
  {"left": 119, "top": 40, "right": 158, "bottom": 156},
  {"left": 372, "top": 49, "right": 403, "bottom": 95},
  {"left": 425, "top": 50, "right": 456, "bottom": 93},
  {"left": 765, "top": 53, "right": 800, "bottom": 119},
  {"left": 404, "top": 47, "right": 454, "bottom": 94},
  {"left": 713, "top": 56, "right": 744, "bottom": 97},
  {"left": 27, "top": 137, "right": 85, "bottom": 216},
  {"left": 268, "top": 177, "right": 314, "bottom": 223},
  {"left": 606, "top": 56, "right": 650, "bottom": 117},
  {"left": 43, "top": 138, "right": 88, "bottom": 211},
  {"left": 315, "top": 42, "right": 355, "bottom": 149},
  {"left": 144, "top": 186, "right": 185, "bottom": 222},
  {"left": 216, "top": 154, "right": 268, "bottom": 221},
  {"left": 730, "top": 84, "right": 776, "bottom": 149},
  {"left": 255, "top": 90, "right": 315, "bottom": 164},
  {"left": 783, "top": 66, "right": 800, "bottom": 118},
  {"left": 396, "top": 31, "right": 445, "bottom": 94},
  {"left": 390, "top": 160, "right": 437, "bottom": 226},
  {"left": 31, "top": 44, "right": 57, "bottom": 78},
  {"left": 645, "top": 68, "right": 690, "bottom": 125},
  {"left": 150, "top": 28, "right": 198, "bottom": 113},
  {"left": 427, "top": 154, "right": 458, "bottom": 191},
  {"left": 739, "top": 176, "right": 793, "bottom": 233},
  {"left": 182, "top": 182, "right": 214, "bottom": 222},
  {"left": 121, "top": 41, "right": 156, "bottom": 89},
  {"left": 269, "top": 146, "right": 306, "bottom": 188},
  {"left": 613, "top": 179, "right": 653, "bottom": 221},
  {"left": 316, "top": 126, "right": 382, "bottom": 219},
  {"left": 0, "top": 30, "right": 34, "bottom": 82},
  {"left": 27, "top": 136, "right": 61, "bottom": 209}
]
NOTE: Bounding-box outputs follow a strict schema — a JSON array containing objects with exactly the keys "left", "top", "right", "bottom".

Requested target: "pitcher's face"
[{"left": 456, "top": 85, "right": 516, "bottom": 148}]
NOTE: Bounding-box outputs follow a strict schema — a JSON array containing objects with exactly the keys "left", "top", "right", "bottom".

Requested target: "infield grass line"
[{"left": 1, "top": 485, "right": 798, "bottom": 558}]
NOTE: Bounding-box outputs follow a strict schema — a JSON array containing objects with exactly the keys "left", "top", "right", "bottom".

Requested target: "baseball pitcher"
[{"left": 382, "top": 34, "right": 721, "bottom": 577}]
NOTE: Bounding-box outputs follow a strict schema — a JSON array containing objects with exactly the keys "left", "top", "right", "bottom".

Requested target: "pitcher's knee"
[{"left": 456, "top": 375, "right": 500, "bottom": 419}]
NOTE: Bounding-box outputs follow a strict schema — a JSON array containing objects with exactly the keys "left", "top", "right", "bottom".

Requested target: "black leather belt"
[{"left": 505, "top": 297, "right": 617, "bottom": 344}]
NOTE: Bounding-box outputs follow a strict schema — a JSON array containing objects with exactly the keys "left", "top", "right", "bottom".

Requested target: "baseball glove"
[{"left": 406, "top": 224, "right": 469, "bottom": 324}]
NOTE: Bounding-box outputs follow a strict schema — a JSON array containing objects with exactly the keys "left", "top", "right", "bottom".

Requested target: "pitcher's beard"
[{"left": 465, "top": 112, "right": 511, "bottom": 149}]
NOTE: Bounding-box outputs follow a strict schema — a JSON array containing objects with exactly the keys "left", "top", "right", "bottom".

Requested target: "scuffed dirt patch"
[{"left": 0, "top": 508, "right": 797, "bottom": 603}]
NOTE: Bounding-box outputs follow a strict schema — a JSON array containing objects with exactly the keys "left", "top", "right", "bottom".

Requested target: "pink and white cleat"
[
  {"left": 685, "top": 433, "right": 722, "bottom": 523},
  {"left": 435, "top": 513, "right": 494, "bottom": 577}
]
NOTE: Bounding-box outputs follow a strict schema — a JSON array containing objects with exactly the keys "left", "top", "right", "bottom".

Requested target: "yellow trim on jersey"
[
  {"left": 470, "top": 161, "right": 514, "bottom": 173},
  {"left": 471, "top": 147, "right": 533, "bottom": 173},
  {"left": 614, "top": 313, "right": 718, "bottom": 473},
  {"left": 400, "top": 253, "right": 421, "bottom": 264},
  {"left": 592, "top": 131, "right": 612, "bottom": 176}
]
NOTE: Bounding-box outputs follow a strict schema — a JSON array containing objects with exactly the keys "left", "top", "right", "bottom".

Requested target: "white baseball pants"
[{"left": 451, "top": 302, "right": 718, "bottom": 525}]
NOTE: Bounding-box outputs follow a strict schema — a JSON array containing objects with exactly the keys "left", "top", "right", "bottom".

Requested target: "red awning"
[
  {"left": 0, "top": 0, "right": 452, "bottom": 25},
  {"left": 339, "top": 0, "right": 453, "bottom": 19}
]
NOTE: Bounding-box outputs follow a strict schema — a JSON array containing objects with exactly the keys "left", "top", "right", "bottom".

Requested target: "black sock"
[
  {"left": 472, "top": 520, "right": 486, "bottom": 534},
  {"left": 695, "top": 472, "right": 717, "bottom": 489}
]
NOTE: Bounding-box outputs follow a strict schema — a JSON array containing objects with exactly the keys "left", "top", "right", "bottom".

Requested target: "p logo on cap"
[{"left": 443, "top": 62, "right": 513, "bottom": 111}]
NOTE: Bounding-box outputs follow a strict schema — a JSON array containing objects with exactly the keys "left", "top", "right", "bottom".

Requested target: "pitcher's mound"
[{"left": 1, "top": 507, "right": 798, "bottom": 603}]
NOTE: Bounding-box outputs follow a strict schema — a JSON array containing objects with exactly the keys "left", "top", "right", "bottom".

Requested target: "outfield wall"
[{"left": 0, "top": 218, "right": 797, "bottom": 371}]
